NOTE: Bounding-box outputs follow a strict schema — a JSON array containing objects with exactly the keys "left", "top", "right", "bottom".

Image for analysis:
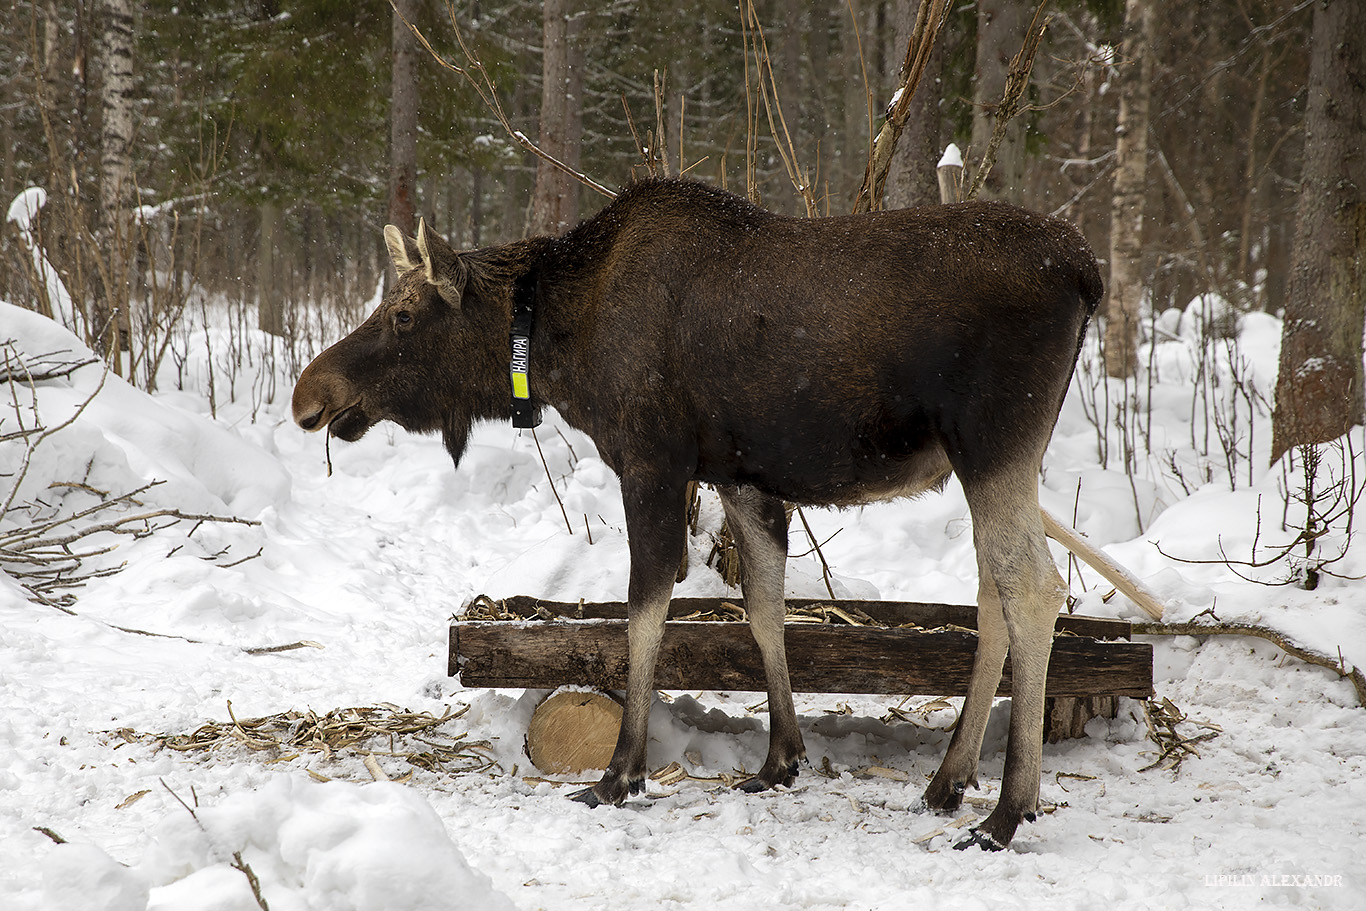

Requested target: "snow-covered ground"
[{"left": 2, "top": 296, "right": 1364, "bottom": 911}]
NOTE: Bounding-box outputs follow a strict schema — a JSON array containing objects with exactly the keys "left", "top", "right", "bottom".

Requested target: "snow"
[
  {"left": 5, "top": 190, "right": 78, "bottom": 331},
  {"left": 3, "top": 294, "right": 1366, "bottom": 910},
  {"left": 938, "top": 143, "right": 963, "bottom": 170}
]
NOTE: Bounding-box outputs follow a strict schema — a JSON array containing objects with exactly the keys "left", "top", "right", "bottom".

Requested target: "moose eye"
[{"left": 394, "top": 310, "right": 413, "bottom": 327}]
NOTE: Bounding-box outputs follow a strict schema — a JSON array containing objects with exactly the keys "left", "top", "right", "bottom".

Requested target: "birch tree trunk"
[
  {"left": 1103, "top": 0, "right": 1153, "bottom": 380},
  {"left": 1270, "top": 0, "right": 1366, "bottom": 462},
  {"left": 97, "top": 0, "right": 136, "bottom": 370},
  {"left": 530, "top": 0, "right": 581, "bottom": 237},
  {"left": 387, "top": 0, "right": 419, "bottom": 239}
]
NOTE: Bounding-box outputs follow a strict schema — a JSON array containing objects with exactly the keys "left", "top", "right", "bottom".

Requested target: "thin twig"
[
  {"left": 794, "top": 507, "right": 836, "bottom": 599},
  {"left": 396, "top": 1, "right": 615, "bottom": 200},
  {"left": 530, "top": 428, "right": 573, "bottom": 535}
]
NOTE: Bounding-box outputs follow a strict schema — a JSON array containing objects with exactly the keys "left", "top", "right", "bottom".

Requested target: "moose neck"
[{"left": 478, "top": 234, "right": 589, "bottom": 435}]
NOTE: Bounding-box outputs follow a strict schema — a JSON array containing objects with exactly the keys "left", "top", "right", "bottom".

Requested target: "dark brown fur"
[{"left": 294, "top": 178, "right": 1102, "bottom": 849}]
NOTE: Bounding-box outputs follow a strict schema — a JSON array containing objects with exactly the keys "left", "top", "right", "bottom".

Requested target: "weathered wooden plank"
[
  {"left": 492, "top": 595, "right": 1135, "bottom": 640},
  {"left": 450, "top": 617, "right": 1154, "bottom": 698}
]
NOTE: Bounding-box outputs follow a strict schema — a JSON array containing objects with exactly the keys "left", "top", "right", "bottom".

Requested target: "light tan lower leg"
[
  {"left": 720, "top": 486, "right": 805, "bottom": 788},
  {"left": 923, "top": 556, "right": 1008, "bottom": 811},
  {"left": 955, "top": 467, "right": 1067, "bottom": 847}
]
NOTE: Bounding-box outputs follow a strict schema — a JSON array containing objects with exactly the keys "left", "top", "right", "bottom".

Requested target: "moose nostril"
[{"left": 297, "top": 407, "right": 324, "bottom": 431}]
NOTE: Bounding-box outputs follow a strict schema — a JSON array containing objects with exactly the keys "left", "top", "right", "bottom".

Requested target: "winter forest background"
[
  {"left": 3, "top": 0, "right": 1358, "bottom": 411},
  {"left": 3, "top": 1, "right": 1366, "bottom": 908}
]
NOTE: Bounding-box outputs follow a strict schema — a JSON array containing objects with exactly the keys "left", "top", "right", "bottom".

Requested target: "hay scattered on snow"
[{"left": 115, "top": 702, "right": 498, "bottom": 780}]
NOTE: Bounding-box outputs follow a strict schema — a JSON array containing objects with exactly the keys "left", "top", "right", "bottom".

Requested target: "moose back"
[{"left": 292, "top": 178, "right": 1103, "bottom": 850}]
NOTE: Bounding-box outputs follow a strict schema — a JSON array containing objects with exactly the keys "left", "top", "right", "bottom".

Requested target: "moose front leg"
[{"left": 572, "top": 472, "right": 687, "bottom": 807}]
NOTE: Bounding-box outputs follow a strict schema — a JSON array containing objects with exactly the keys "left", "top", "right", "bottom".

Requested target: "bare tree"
[
  {"left": 885, "top": 0, "right": 946, "bottom": 211},
  {"left": 96, "top": 0, "right": 136, "bottom": 367},
  {"left": 530, "top": 0, "right": 582, "bottom": 237},
  {"left": 1270, "top": 0, "right": 1366, "bottom": 462},
  {"left": 1103, "top": 0, "right": 1154, "bottom": 379},
  {"left": 388, "top": 0, "right": 420, "bottom": 238},
  {"left": 969, "top": 0, "right": 1028, "bottom": 204}
]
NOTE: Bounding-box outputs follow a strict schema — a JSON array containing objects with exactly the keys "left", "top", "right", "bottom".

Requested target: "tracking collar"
[{"left": 509, "top": 293, "right": 540, "bottom": 429}]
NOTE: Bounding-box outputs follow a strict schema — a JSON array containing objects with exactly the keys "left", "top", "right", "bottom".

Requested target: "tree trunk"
[
  {"left": 1103, "top": 0, "right": 1154, "bottom": 380},
  {"left": 969, "top": 0, "right": 1027, "bottom": 204},
  {"left": 1270, "top": 0, "right": 1366, "bottom": 463},
  {"left": 258, "top": 200, "right": 283, "bottom": 336},
  {"left": 529, "top": 0, "right": 581, "bottom": 237},
  {"left": 885, "top": 0, "right": 945, "bottom": 211},
  {"left": 387, "top": 0, "right": 419, "bottom": 239},
  {"left": 97, "top": 0, "right": 136, "bottom": 372},
  {"left": 841, "top": 2, "right": 871, "bottom": 204}
]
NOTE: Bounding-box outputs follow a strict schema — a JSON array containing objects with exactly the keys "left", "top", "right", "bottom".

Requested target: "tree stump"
[{"left": 525, "top": 689, "right": 622, "bottom": 774}]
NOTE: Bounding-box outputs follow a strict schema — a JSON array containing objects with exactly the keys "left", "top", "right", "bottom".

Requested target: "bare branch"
[
  {"left": 394, "top": 1, "right": 616, "bottom": 202},
  {"left": 966, "top": 0, "right": 1052, "bottom": 201}
]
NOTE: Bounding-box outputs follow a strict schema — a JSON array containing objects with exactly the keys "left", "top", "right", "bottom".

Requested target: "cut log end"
[
  {"left": 1044, "top": 695, "right": 1119, "bottom": 743},
  {"left": 525, "top": 689, "right": 622, "bottom": 775}
]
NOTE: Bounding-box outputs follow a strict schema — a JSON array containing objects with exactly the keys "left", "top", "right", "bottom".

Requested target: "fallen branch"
[
  {"left": 32, "top": 826, "right": 68, "bottom": 845},
  {"left": 1131, "top": 620, "right": 1366, "bottom": 707},
  {"left": 0, "top": 345, "right": 97, "bottom": 384},
  {"left": 1042, "top": 508, "right": 1165, "bottom": 619},
  {"left": 1139, "top": 696, "right": 1221, "bottom": 773},
  {"left": 2, "top": 478, "right": 261, "bottom": 608},
  {"left": 161, "top": 780, "right": 270, "bottom": 911}
]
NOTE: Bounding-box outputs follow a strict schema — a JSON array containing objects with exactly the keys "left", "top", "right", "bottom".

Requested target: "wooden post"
[{"left": 937, "top": 143, "right": 963, "bottom": 204}]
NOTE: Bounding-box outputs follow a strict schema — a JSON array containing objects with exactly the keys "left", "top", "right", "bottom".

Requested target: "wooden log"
[
  {"left": 487, "top": 595, "right": 1137, "bottom": 640},
  {"left": 450, "top": 607, "right": 1153, "bottom": 700},
  {"left": 525, "top": 689, "right": 622, "bottom": 774}
]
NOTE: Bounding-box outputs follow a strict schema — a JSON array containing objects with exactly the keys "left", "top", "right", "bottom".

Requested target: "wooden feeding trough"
[{"left": 449, "top": 595, "right": 1154, "bottom": 770}]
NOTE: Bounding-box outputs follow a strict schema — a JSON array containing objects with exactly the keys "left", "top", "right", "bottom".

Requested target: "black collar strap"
[{"left": 509, "top": 294, "right": 540, "bottom": 429}]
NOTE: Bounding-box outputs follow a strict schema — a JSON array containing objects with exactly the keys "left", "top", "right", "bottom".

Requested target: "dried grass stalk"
[{"left": 123, "top": 702, "right": 496, "bottom": 777}]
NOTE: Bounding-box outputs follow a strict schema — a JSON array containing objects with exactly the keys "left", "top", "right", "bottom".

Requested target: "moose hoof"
[
  {"left": 952, "top": 828, "right": 1006, "bottom": 852},
  {"left": 569, "top": 774, "right": 645, "bottom": 808},
  {"left": 735, "top": 759, "right": 800, "bottom": 793},
  {"left": 569, "top": 786, "right": 603, "bottom": 808},
  {"left": 923, "top": 774, "right": 973, "bottom": 814},
  {"left": 961, "top": 804, "right": 1028, "bottom": 849}
]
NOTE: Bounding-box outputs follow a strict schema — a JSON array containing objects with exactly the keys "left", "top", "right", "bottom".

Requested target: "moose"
[{"left": 293, "top": 178, "right": 1102, "bottom": 850}]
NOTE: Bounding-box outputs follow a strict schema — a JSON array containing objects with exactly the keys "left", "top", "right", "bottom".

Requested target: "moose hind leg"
[
  {"left": 923, "top": 554, "right": 1008, "bottom": 814},
  {"left": 954, "top": 469, "right": 1067, "bottom": 850},
  {"left": 718, "top": 486, "right": 805, "bottom": 791}
]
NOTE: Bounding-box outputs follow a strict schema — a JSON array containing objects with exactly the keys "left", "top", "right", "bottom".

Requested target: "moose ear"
[
  {"left": 416, "top": 218, "right": 467, "bottom": 307},
  {"left": 383, "top": 224, "right": 422, "bottom": 274}
]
